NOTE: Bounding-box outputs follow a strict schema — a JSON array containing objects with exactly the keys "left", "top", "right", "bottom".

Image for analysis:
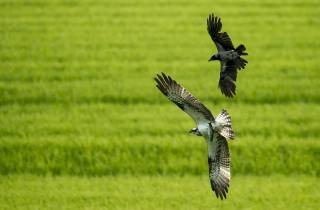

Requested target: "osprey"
[
  {"left": 207, "top": 14, "right": 248, "bottom": 98},
  {"left": 155, "top": 72, "right": 235, "bottom": 200}
]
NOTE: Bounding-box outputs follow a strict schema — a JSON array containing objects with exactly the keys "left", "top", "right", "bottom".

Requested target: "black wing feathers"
[
  {"left": 207, "top": 14, "right": 235, "bottom": 51},
  {"left": 216, "top": 32, "right": 235, "bottom": 50},
  {"left": 207, "top": 14, "right": 222, "bottom": 37},
  {"left": 219, "top": 61, "right": 238, "bottom": 98}
]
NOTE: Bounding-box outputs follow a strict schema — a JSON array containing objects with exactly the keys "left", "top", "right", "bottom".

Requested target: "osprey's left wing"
[
  {"left": 207, "top": 129, "right": 231, "bottom": 200},
  {"left": 155, "top": 72, "right": 214, "bottom": 124},
  {"left": 207, "top": 14, "right": 235, "bottom": 52}
]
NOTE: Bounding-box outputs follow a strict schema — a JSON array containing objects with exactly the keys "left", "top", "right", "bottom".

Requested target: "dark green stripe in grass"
[
  {"left": 0, "top": 140, "right": 318, "bottom": 176},
  {"left": 1, "top": 94, "right": 320, "bottom": 106}
]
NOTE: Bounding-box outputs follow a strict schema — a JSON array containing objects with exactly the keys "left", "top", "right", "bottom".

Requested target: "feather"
[
  {"left": 207, "top": 133, "right": 231, "bottom": 200},
  {"left": 154, "top": 73, "right": 214, "bottom": 124},
  {"left": 207, "top": 14, "right": 235, "bottom": 51},
  {"left": 218, "top": 60, "right": 238, "bottom": 98}
]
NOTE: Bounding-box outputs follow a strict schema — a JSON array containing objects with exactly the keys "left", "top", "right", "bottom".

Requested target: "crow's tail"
[
  {"left": 235, "top": 44, "right": 248, "bottom": 56},
  {"left": 234, "top": 44, "right": 248, "bottom": 70}
]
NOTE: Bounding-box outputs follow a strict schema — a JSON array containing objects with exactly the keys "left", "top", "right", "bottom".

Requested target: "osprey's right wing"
[
  {"left": 155, "top": 73, "right": 214, "bottom": 124},
  {"left": 207, "top": 128, "right": 231, "bottom": 200}
]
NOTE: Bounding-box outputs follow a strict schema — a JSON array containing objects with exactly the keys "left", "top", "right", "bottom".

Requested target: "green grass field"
[
  {"left": 1, "top": 175, "right": 319, "bottom": 210},
  {"left": 0, "top": 0, "right": 319, "bottom": 209}
]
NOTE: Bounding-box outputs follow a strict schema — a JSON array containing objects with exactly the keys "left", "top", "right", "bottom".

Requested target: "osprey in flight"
[
  {"left": 207, "top": 14, "right": 248, "bottom": 98},
  {"left": 155, "top": 72, "right": 235, "bottom": 200}
]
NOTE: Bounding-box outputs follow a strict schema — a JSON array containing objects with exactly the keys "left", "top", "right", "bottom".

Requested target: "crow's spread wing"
[
  {"left": 219, "top": 60, "right": 238, "bottom": 98},
  {"left": 207, "top": 14, "right": 235, "bottom": 51},
  {"left": 207, "top": 127, "right": 230, "bottom": 200},
  {"left": 155, "top": 73, "right": 214, "bottom": 124}
]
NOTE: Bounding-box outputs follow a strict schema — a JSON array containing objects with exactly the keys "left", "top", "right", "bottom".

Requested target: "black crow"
[{"left": 207, "top": 14, "right": 248, "bottom": 98}]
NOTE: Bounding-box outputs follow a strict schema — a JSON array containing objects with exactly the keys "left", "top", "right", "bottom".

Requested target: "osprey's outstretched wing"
[
  {"left": 219, "top": 60, "right": 238, "bottom": 98},
  {"left": 207, "top": 14, "right": 235, "bottom": 51},
  {"left": 155, "top": 72, "right": 214, "bottom": 124},
  {"left": 207, "top": 127, "right": 230, "bottom": 200}
]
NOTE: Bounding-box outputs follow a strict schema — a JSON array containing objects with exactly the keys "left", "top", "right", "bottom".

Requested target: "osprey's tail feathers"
[
  {"left": 234, "top": 44, "right": 248, "bottom": 70},
  {"left": 215, "top": 109, "right": 235, "bottom": 140}
]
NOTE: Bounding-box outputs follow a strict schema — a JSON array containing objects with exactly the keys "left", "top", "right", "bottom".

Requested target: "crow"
[{"left": 207, "top": 14, "right": 248, "bottom": 98}]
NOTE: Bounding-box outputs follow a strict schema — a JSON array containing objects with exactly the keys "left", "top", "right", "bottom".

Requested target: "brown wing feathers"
[
  {"left": 155, "top": 72, "right": 215, "bottom": 122},
  {"left": 155, "top": 73, "right": 186, "bottom": 110},
  {"left": 155, "top": 73, "right": 170, "bottom": 96},
  {"left": 208, "top": 135, "right": 231, "bottom": 200}
]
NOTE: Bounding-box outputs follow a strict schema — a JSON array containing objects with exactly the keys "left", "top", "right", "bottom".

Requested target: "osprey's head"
[
  {"left": 209, "top": 54, "right": 219, "bottom": 61},
  {"left": 189, "top": 128, "right": 202, "bottom": 136}
]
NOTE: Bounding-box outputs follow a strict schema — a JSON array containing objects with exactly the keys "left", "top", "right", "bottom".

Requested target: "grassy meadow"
[{"left": 0, "top": 0, "right": 320, "bottom": 209}]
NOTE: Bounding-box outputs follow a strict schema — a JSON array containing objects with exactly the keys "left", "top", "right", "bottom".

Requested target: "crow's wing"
[
  {"left": 155, "top": 73, "right": 214, "bottom": 124},
  {"left": 218, "top": 60, "right": 238, "bottom": 98},
  {"left": 207, "top": 14, "right": 235, "bottom": 51},
  {"left": 207, "top": 126, "right": 231, "bottom": 200}
]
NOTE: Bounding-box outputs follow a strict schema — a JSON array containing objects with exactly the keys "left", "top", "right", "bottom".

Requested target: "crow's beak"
[{"left": 209, "top": 55, "right": 218, "bottom": 61}]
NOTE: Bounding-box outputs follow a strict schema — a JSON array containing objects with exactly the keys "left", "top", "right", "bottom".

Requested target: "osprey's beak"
[{"left": 189, "top": 129, "right": 193, "bottom": 133}]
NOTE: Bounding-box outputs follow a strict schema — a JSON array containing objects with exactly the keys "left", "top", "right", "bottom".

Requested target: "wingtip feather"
[{"left": 207, "top": 13, "right": 222, "bottom": 37}]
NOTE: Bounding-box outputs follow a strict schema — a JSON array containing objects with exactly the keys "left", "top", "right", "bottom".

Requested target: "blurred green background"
[{"left": 0, "top": 0, "right": 319, "bottom": 209}]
